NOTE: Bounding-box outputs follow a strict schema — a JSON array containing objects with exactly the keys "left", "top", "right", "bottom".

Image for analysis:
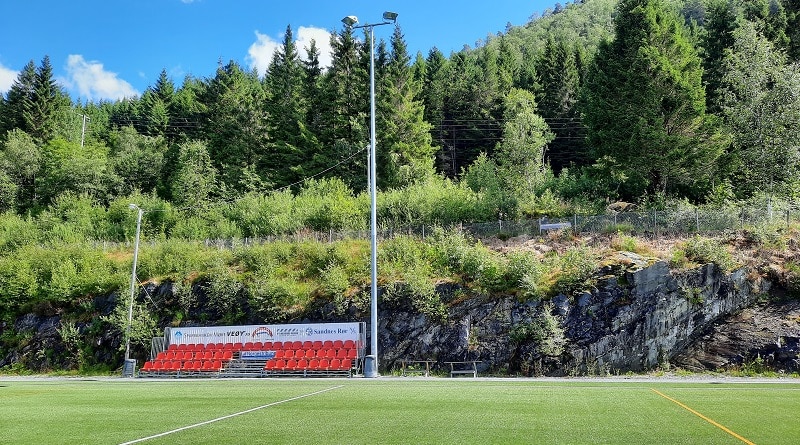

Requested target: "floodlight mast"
[
  {"left": 341, "top": 11, "right": 398, "bottom": 378},
  {"left": 124, "top": 204, "right": 143, "bottom": 370}
]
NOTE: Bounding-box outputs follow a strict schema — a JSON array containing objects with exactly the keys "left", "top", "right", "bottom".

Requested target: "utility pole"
[{"left": 80, "top": 114, "right": 90, "bottom": 147}]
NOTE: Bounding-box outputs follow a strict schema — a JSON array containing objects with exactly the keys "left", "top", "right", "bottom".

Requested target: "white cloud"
[
  {"left": 247, "top": 31, "right": 281, "bottom": 77},
  {"left": 0, "top": 62, "right": 18, "bottom": 94},
  {"left": 246, "top": 26, "right": 332, "bottom": 77},
  {"left": 64, "top": 55, "right": 139, "bottom": 101}
]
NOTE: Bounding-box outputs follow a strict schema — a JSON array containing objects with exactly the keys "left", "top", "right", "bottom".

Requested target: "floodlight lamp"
[
  {"left": 342, "top": 15, "right": 358, "bottom": 27},
  {"left": 382, "top": 11, "right": 398, "bottom": 22}
]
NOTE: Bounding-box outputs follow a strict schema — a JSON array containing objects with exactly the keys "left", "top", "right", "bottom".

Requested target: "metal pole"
[
  {"left": 80, "top": 114, "right": 90, "bottom": 147},
  {"left": 367, "top": 24, "right": 380, "bottom": 378},
  {"left": 124, "top": 205, "right": 143, "bottom": 363}
]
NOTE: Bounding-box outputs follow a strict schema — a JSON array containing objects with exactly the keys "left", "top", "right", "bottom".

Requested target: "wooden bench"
[
  {"left": 399, "top": 360, "right": 435, "bottom": 377},
  {"left": 445, "top": 361, "right": 480, "bottom": 378}
]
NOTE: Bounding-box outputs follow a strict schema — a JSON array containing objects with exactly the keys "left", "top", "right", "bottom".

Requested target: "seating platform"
[{"left": 138, "top": 341, "right": 361, "bottom": 378}]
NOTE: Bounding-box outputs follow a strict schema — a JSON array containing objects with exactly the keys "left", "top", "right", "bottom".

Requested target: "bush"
[{"left": 679, "top": 236, "right": 736, "bottom": 272}]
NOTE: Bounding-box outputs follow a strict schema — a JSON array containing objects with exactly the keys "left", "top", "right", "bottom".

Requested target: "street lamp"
[
  {"left": 123, "top": 203, "right": 143, "bottom": 377},
  {"left": 341, "top": 11, "right": 398, "bottom": 378}
]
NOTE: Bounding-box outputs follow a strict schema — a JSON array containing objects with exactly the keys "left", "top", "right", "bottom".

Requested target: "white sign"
[{"left": 167, "top": 322, "right": 362, "bottom": 346}]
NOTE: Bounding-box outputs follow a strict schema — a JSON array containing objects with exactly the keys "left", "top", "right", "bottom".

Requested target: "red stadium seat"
[
  {"left": 202, "top": 351, "right": 213, "bottom": 360},
  {"left": 329, "top": 359, "right": 341, "bottom": 370},
  {"left": 244, "top": 342, "right": 254, "bottom": 350},
  {"left": 322, "top": 340, "right": 333, "bottom": 349},
  {"left": 181, "top": 361, "right": 194, "bottom": 372},
  {"left": 312, "top": 341, "right": 323, "bottom": 350},
  {"left": 308, "top": 359, "right": 320, "bottom": 370},
  {"left": 262, "top": 341, "right": 273, "bottom": 350},
  {"left": 156, "top": 351, "right": 168, "bottom": 361},
  {"left": 272, "top": 341, "right": 283, "bottom": 350},
  {"left": 291, "top": 341, "right": 303, "bottom": 350},
  {"left": 142, "top": 361, "right": 154, "bottom": 371},
  {"left": 264, "top": 360, "right": 277, "bottom": 371},
  {"left": 177, "top": 344, "right": 189, "bottom": 351},
  {"left": 296, "top": 359, "right": 309, "bottom": 371},
  {"left": 152, "top": 361, "right": 165, "bottom": 371},
  {"left": 294, "top": 349, "right": 306, "bottom": 359},
  {"left": 302, "top": 341, "right": 313, "bottom": 350},
  {"left": 222, "top": 351, "right": 233, "bottom": 361},
  {"left": 285, "top": 359, "right": 297, "bottom": 370},
  {"left": 233, "top": 343, "right": 244, "bottom": 351},
  {"left": 167, "top": 344, "right": 178, "bottom": 351},
  {"left": 274, "top": 359, "right": 287, "bottom": 370},
  {"left": 212, "top": 350, "right": 224, "bottom": 360},
  {"left": 223, "top": 343, "right": 234, "bottom": 350},
  {"left": 336, "top": 349, "right": 347, "bottom": 359},
  {"left": 333, "top": 340, "right": 344, "bottom": 349},
  {"left": 192, "top": 361, "right": 202, "bottom": 371},
  {"left": 343, "top": 340, "right": 355, "bottom": 349},
  {"left": 324, "top": 349, "right": 336, "bottom": 359},
  {"left": 340, "top": 359, "right": 352, "bottom": 371},
  {"left": 346, "top": 349, "right": 358, "bottom": 359},
  {"left": 318, "top": 359, "right": 330, "bottom": 370},
  {"left": 304, "top": 349, "right": 315, "bottom": 359}
]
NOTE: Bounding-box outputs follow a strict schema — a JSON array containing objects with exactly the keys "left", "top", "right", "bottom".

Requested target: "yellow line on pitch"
[{"left": 650, "top": 388, "right": 755, "bottom": 445}]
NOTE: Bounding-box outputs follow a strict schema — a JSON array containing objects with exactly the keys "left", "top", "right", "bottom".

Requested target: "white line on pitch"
[{"left": 118, "top": 385, "right": 344, "bottom": 445}]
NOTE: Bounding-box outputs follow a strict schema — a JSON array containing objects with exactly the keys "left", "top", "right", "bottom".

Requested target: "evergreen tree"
[
  {"left": 376, "top": 25, "right": 436, "bottom": 188},
  {"left": 0, "top": 61, "right": 36, "bottom": 138},
  {"left": 720, "top": 20, "right": 800, "bottom": 200},
  {"left": 200, "top": 60, "right": 269, "bottom": 195},
  {"left": 265, "top": 25, "right": 307, "bottom": 187},
  {"left": 422, "top": 48, "right": 449, "bottom": 172},
  {"left": 702, "top": 0, "right": 741, "bottom": 113},
  {"left": 142, "top": 70, "right": 175, "bottom": 138},
  {"left": 786, "top": 0, "right": 800, "bottom": 61},
  {"left": 25, "top": 56, "right": 71, "bottom": 143},
  {"left": 537, "top": 37, "right": 586, "bottom": 171},
  {"left": 582, "top": 0, "right": 724, "bottom": 199},
  {"left": 319, "top": 26, "right": 369, "bottom": 190}
]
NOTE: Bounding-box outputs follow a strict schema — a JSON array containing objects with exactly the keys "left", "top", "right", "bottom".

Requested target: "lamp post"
[
  {"left": 123, "top": 203, "right": 143, "bottom": 376},
  {"left": 341, "top": 11, "right": 397, "bottom": 378}
]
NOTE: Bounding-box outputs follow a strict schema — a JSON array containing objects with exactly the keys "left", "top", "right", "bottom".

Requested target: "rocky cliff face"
[
  {"left": 3, "top": 253, "right": 799, "bottom": 375},
  {"left": 376, "top": 253, "right": 798, "bottom": 375}
]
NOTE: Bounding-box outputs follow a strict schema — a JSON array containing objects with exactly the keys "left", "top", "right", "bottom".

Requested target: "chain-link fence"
[{"left": 96, "top": 205, "right": 800, "bottom": 250}]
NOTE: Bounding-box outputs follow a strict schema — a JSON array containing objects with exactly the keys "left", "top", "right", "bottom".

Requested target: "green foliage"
[
  {"left": 521, "top": 246, "right": 597, "bottom": 300},
  {"left": 136, "top": 240, "right": 224, "bottom": 281},
  {"left": 102, "top": 299, "right": 157, "bottom": 354},
  {"left": 510, "top": 303, "right": 566, "bottom": 357},
  {"left": 677, "top": 236, "right": 736, "bottom": 271}
]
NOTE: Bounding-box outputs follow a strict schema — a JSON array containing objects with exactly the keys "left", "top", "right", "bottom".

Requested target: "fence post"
[{"left": 695, "top": 208, "right": 700, "bottom": 233}]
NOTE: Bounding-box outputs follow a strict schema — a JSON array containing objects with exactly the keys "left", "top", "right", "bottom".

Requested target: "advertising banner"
[{"left": 167, "top": 322, "right": 363, "bottom": 346}]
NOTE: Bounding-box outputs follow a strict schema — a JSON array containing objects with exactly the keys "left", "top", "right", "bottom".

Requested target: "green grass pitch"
[{"left": 2, "top": 378, "right": 799, "bottom": 444}]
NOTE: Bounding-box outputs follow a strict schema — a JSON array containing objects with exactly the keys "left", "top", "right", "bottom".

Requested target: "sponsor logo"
[
  {"left": 175, "top": 331, "right": 183, "bottom": 339},
  {"left": 252, "top": 326, "right": 274, "bottom": 339},
  {"left": 275, "top": 328, "right": 300, "bottom": 337}
]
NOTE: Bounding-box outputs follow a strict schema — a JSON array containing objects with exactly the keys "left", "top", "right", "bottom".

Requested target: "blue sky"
[{"left": 0, "top": 0, "right": 557, "bottom": 102}]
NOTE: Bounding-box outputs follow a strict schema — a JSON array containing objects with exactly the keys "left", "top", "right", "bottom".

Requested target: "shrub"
[{"left": 680, "top": 236, "right": 736, "bottom": 271}]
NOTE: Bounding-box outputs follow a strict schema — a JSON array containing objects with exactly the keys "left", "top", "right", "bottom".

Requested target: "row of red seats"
[
  {"left": 273, "top": 348, "right": 358, "bottom": 360},
  {"left": 155, "top": 350, "right": 234, "bottom": 361},
  {"left": 264, "top": 358, "right": 352, "bottom": 372},
  {"left": 142, "top": 359, "right": 223, "bottom": 373},
  {"left": 167, "top": 340, "right": 359, "bottom": 352}
]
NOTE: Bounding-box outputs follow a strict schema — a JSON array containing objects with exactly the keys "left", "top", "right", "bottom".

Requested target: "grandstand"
[{"left": 138, "top": 322, "right": 365, "bottom": 378}]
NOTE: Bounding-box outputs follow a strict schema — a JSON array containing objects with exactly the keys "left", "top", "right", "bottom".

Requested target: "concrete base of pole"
[
  {"left": 363, "top": 355, "right": 378, "bottom": 378},
  {"left": 122, "top": 358, "right": 136, "bottom": 377}
]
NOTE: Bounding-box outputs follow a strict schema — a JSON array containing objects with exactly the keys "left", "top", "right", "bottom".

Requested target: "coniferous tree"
[
  {"left": 200, "top": 60, "right": 269, "bottom": 195},
  {"left": 720, "top": 20, "right": 800, "bottom": 200},
  {"left": 265, "top": 25, "right": 307, "bottom": 187},
  {"left": 25, "top": 56, "right": 71, "bottom": 143},
  {"left": 785, "top": 0, "right": 800, "bottom": 61},
  {"left": 376, "top": 26, "right": 436, "bottom": 188},
  {"left": 0, "top": 61, "right": 36, "bottom": 138},
  {"left": 319, "top": 26, "right": 369, "bottom": 190},
  {"left": 142, "top": 70, "right": 175, "bottom": 138},
  {"left": 702, "top": 0, "right": 741, "bottom": 113},
  {"left": 582, "top": 0, "right": 724, "bottom": 199},
  {"left": 537, "top": 36, "right": 586, "bottom": 171}
]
